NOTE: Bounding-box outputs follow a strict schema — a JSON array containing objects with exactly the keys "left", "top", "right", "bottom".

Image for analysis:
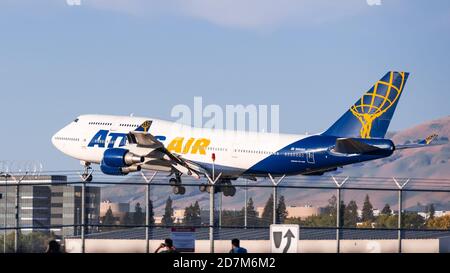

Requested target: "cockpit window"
[{"left": 74, "top": 118, "right": 79, "bottom": 123}]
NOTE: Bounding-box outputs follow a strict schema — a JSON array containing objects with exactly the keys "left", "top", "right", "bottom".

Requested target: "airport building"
[
  {"left": 256, "top": 205, "right": 324, "bottom": 220},
  {"left": 0, "top": 175, "right": 101, "bottom": 238}
]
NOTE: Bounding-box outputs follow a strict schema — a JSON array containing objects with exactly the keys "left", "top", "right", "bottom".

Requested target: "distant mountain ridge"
[{"left": 101, "top": 116, "right": 450, "bottom": 214}]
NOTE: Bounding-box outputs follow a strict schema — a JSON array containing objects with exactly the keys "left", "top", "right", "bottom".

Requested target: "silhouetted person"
[
  {"left": 155, "top": 238, "right": 178, "bottom": 253},
  {"left": 229, "top": 238, "right": 247, "bottom": 253},
  {"left": 46, "top": 240, "right": 62, "bottom": 254}
]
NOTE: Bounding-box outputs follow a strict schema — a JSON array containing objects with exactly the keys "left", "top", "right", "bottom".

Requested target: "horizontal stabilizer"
[
  {"left": 396, "top": 134, "right": 440, "bottom": 150},
  {"left": 333, "top": 138, "right": 381, "bottom": 154}
]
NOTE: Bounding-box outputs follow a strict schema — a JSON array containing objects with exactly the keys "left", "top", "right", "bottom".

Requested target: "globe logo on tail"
[{"left": 350, "top": 72, "right": 406, "bottom": 138}]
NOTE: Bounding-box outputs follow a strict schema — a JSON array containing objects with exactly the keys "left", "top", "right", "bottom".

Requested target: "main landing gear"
[
  {"left": 199, "top": 179, "right": 236, "bottom": 197},
  {"left": 80, "top": 161, "right": 93, "bottom": 182},
  {"left": 170, "top": 173, "right": 186, "bottom": 195}
]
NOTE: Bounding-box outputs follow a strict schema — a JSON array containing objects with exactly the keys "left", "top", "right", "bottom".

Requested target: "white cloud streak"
[{"left": 85, "top": 0, "right": 367, "bottom": 29}]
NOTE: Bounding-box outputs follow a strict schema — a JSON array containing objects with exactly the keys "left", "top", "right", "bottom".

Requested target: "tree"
[
  {"left": 261, "top": 194, "right": 274, "bottom": 226},
  {"left": 221, "top": 210, "right": 243, "bottom": 226},
  {"left": 376, "top": 215, "right": 397, "bottom": 228},
  {"left": 426, "top": 203, "right": 435, "bottom": 219},
  {"left": 102, "top": 206, "right": 115, "bottom": 227},
  {"left": 344, "top": 200, "right": 359, "bottom": 227},
  {"left": 361, "top": 194, "right": 374, "bottom": 222},
  {"left": 243, "top": 197, "right": 259, "bottom": 227},
  {"left": 162, "top": 197, "right": 174, "bottom": 226},
  {"left": 122, "top": 212, "right": 133, "bottom": 226},
  {"left": 184, "top": 201, "right": 201, "bottom": 226},
  {"left": 402, "top": 212, "right": 425, "bottom": 229},
  {"left": 133, "top": 202, "right": 145, "bottom": 225},
  {"left": 276, "top": 195, "right": 288, "bottom": 224},
  {"left": 381, "top": 204, "right": 392, "bottom": 215},
  {"left": 148, "top": 199, "right": 155, "bottom": 226},
  {"left": 427, "top": 215, "right": 450, "bottom": 229}
]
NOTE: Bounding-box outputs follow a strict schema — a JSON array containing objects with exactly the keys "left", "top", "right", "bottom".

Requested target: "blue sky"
[{"left": 0, "top": 0, "right": 449, "bottom": 171}]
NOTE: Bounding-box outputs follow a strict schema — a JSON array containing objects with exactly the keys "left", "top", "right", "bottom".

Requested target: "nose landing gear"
[{"left": 80, "top": 161, "right": 93, "bottom": 182}]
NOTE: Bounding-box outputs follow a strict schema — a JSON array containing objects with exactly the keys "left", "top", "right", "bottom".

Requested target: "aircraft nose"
[
  {"left": 51, "top": 132, "right": 59, "bottom": 149},
  {"left": 51, "top": 128, "right": 65, "bottom": 150}
]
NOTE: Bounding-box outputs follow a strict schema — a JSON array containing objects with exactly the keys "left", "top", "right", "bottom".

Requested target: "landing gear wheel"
[
  {"left": 173, "top": 186, "right": 186, "bottom": 195},
  {"left": 228, "top": 186, "right": 236, "bottom": 197}
]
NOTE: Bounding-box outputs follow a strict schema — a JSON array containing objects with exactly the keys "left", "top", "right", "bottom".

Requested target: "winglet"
[{"left": 419, "top": 133, "right": 438, "bottom": 145}]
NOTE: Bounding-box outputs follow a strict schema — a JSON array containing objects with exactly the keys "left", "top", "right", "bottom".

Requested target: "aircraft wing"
[
  {"left": 395, "top": 134, "right": 440, "bottom": 150},
  {"left": 126, "top": 131, "right": 204, "bottom": 179}
]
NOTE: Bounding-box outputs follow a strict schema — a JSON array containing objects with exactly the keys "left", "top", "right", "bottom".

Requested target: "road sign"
[
  {"left": 270, "top": 224, "right": 299, "bottom": 253},
  {"left": 171, "top": 227, "right": 196, "bottom": 252}
]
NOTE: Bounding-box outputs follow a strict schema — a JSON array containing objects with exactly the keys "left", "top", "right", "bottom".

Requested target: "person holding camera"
[{"left": 155, "top": 238, "right": 178, "bottom": 253}]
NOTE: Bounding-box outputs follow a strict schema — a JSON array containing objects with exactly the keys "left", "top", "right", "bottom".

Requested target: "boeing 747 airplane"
[{"left": 52, "top": 71, "right": 438, "bottom": 196}]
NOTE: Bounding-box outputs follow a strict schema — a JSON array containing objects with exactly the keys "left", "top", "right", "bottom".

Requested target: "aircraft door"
[{"left": 307, "top": 151, "right": 315, "bottom": 164}]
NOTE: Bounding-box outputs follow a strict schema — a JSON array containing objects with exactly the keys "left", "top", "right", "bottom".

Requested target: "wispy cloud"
[{"left": 84, "top": 0, "right": 367, "bottom": 29}]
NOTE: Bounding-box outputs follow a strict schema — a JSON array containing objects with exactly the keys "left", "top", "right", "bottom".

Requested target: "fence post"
[
  {"left": 332, "top": 176, "right": 348, "bottom": 254},
  {"left": 206, "top": 172, "right": 222, "bottom": 254},
  {"left": 10, "top": 173, "right": 27, "bottom": 253},
  {"left": 2, "top": 173, "right": 10, "bottom": 253},
  {"left": 393, "top": 177, "right": 410, "bottom": 254},
  {"left": 268, "top": 174, "right": 285, "bottom": 225},
  {"left": 14, "top": 181, "right": 19, "bottom": 253},
  {"left": 81, "top": 180, "right": 86, "bottom": 254},
  {"left": 244, "top": 179, "right": 248, "bottom": 229},
  {"left": 141, "top": 171, "right": 157, "bottom": 254}
]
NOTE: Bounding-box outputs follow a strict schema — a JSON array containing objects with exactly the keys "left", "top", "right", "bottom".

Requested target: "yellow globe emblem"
[
  {"left": 350, "top": 72, "right": 406, "bottom": 139},
  {"left": 141, "top": 121, "right": 151, "bottom": 132}
]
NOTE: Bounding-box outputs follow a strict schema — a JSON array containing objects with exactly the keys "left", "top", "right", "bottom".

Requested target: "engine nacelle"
[
  {"left": 100, "top": 161, "right": 142, "bottom": 176},
  {"left": 103, "top": 148, "right": 144, "bottom": 168}
]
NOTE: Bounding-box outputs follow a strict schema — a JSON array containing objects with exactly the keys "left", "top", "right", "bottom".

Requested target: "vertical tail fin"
[{"left": 323, "top": 71, "right": 409, "bottom": 139}]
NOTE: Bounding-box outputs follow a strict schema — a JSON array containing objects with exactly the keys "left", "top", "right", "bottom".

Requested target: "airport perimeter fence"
[{"left": 1, "top": 170, "right": 450, "bottom": 253}]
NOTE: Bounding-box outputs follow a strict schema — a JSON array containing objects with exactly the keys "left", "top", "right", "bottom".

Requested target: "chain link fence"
[{"left": 1, "top": 171, "right": 450, "bottom": 253}]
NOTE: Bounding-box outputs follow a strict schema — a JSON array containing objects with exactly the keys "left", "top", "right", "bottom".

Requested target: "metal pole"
[
  {"left": 336, "top": 187, "right": 340, "bottom": 254},
  {"left": 210, "top": 160, "right": 215, "bottom": 253},
  {"left": 268, "top": 174, "right": 285, "bottom": 225},
  {"left": 81, "top": 181, "right": 86, "bottom": 253},
  {"left": 14, "top": 181, "right": 19, "bottom": 253},
  {"left": 332, "top": 176, "right": 348, "bottom": 254},
  {"left": 3, "top": 175, "right": 7, "bottom": 253},
  {"left": 209, "top": 181, "right": 214, "bottom": 253},
  {"left": 398, "top": 189, "right": 402, "bottom": 253},
  {"left": 392, "top": 177, "right": 409, "bottom": 254},
  {"left": 273, "top": 185, "right": 277, "bottom": 224},
  {"left": 244, "top": 179, "right": 248, "bottom": 229},
  {"left": 140, "top": 171, "right": 157, "bottom": 254},
  {"left": 219, "top": 192, "right": 222, "bottom": 228},
  {"left": 145, "top": 181, "right": 150, "bottom": 253}
]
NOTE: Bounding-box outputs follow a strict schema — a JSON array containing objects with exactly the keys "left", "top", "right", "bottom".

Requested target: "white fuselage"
[{"left": 52, "top": 115, "right": 309, "bottom": 177}]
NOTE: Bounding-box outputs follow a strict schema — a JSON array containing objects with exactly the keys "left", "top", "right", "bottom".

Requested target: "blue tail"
[{"left": 323, "top": 71, "right": 409, "bottom": 139}]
